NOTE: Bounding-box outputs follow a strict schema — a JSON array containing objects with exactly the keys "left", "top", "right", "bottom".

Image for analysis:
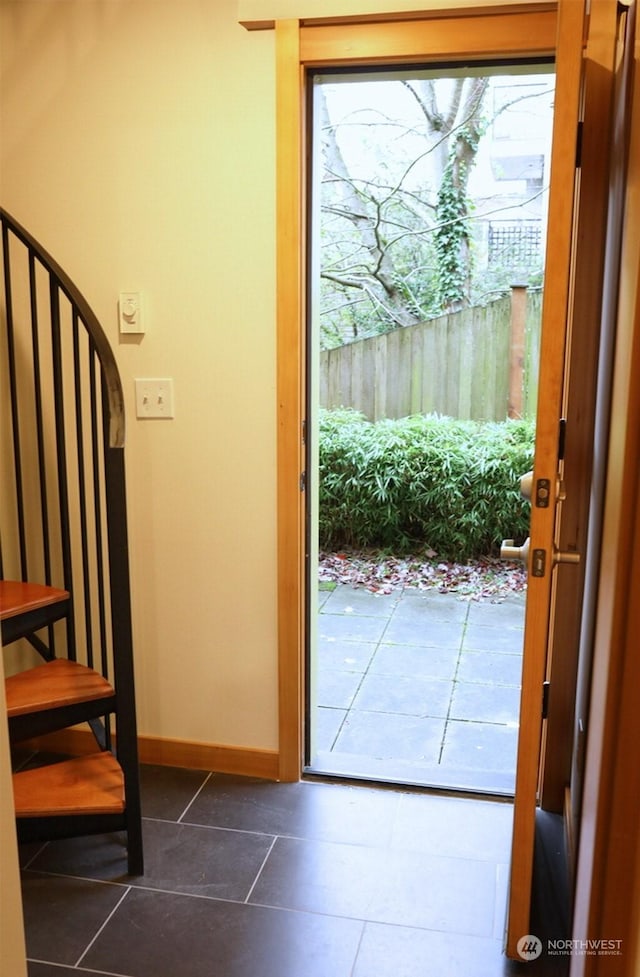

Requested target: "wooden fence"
[{"left": 319, "top": 288, "right": 542, "bottom": 422}]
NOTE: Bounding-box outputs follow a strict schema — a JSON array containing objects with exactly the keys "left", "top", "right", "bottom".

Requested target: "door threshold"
[{"left": 305, "top": 750, "right": 515, "bottom": 798}]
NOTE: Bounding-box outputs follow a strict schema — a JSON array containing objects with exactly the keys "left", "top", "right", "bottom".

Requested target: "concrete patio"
[{"left": 311, "top": 584, "right": 525, "bottom": 794}]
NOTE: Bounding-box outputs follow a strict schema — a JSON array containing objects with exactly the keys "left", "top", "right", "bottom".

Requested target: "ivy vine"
[{"left": 435, "top": 123, "right": 484, "bottom": 311}]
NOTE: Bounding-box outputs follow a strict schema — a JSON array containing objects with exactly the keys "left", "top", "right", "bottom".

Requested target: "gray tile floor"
[
  {"left": 18, "top": 764, "right": 568, "bottom": 977},
  {"left": 312, "top": 585, "right": 525, "bottom": 794},
  {"left": 18, "top": 765, "right": 527, "bottom": 977}
]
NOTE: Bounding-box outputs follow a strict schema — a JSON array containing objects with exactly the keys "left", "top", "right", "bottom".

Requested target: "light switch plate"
[{"left": 135, "top": 378, "right": 174, "bottom": 418}]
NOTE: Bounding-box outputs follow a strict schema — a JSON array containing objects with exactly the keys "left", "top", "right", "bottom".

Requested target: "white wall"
[{"left": 1, "top": 0, "right": 278, "bottom": 751}]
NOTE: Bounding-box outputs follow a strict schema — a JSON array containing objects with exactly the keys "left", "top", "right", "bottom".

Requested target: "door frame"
[{"left": 274, "top": 3, "right": 560, "bottom": 785}]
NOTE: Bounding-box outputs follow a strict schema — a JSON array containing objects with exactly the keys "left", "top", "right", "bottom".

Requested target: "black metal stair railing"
[{"left": 0, "top": 206, "right": 142, "bottom": 874}]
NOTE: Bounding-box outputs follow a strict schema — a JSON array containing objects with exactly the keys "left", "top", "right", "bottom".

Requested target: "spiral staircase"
[{"left": 0, "top": 208, "right": 143, "bottom": 874}]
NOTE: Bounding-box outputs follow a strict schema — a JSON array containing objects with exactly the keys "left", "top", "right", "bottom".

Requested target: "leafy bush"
[{"left": 318, "top": 409, "right": 534, "bottom": 561}]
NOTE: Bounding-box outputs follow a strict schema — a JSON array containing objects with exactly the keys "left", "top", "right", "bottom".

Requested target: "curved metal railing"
[{"left": 0, "top": 207, "right": 142, "bottom": 872}]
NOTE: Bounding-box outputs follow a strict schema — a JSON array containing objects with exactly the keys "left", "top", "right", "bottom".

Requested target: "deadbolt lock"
[
  {"left": 520, "top": 473, "right": 567, "bottom": 507},
  {"left": 520, "top": 471, "right": 533, "bottom": 500},
  {"left": 535, "top": 478, "right": 551, "bottom": 507}
]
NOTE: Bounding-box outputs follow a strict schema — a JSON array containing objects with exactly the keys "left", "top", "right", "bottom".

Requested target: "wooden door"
[
  {"left": 540, "top": 0, "right": 632, "bottom": 856},
  {"left": 505, "top": 0, "right": 587, "bottom": 958},
  {"left": 571, "top": 3, "right": 640, "bottom": 961}
]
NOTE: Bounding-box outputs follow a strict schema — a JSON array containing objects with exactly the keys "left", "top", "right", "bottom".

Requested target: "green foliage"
[
  {"left": 318, "top": 409, "right": 534, "bottom": 560},
  {"left": 435, "top": 160, "right": 471, "bottom": 309},
  {"left": 469, "top": 259, "right": 544, "bottom": 307}
]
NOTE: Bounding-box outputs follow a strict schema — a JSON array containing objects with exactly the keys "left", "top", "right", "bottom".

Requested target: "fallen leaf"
[{"left": 318, "top": 547, "right": 527, "bottom": 601}]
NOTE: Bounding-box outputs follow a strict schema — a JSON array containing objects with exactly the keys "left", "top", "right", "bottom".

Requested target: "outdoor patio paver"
[
  {"left": 317, "top": 669, "right": 363, "bottom": 709},
  {"left": 334, "top": 712, "right": 446, "bottom": 764},
  {"left": 369, "top": 643, "right": 459, "bottom": 680},
  {"left": 389, "top": 591, "right": 469, "bottom": 624},
  {"left": 463, "top": 622, "right": 524, "bottom": 654},
  {"left": 320, "top": 588, "right": 399, "bottom": 617},
  {"left": 440, "top": 720, "right": 519, "bottom": 773},
  {"left": 316, "top": 707, "right": 347, "bottom": 752},
  {"left": 382, "top": 615, "right": 466, "bottom": 647},
  {"left": 449, "top": 682, "right": 521, "bottom": 725},
  {"left": 318, "top": 638, "right": 377, "bottom": 672},
  {"left": 352, "top": 673, "right": 453, "bottom": 718},
  {"left": 319, "top": 613, "right": 390, "bottom": 644},
  {"left": 467, "top": 596, "right": 526, "bottom": 627},
  {"left": 458, "top": 650, "right": 523, "bottom": 686}
]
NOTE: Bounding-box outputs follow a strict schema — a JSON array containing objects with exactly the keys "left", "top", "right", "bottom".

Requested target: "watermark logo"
[
  {"left": 517, "top": 935, "right": 543, "bottom": 961},
  {"left": 516, "top": 935, "right": 623, "bottom": 961},
  {"left": 548, "top": 939, "right": 623, "bottom": 957}
]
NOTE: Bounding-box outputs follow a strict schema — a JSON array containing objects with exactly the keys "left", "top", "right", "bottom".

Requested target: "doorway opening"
[{"left": 304, "top": 64, "right": 555, "bottom": 794}]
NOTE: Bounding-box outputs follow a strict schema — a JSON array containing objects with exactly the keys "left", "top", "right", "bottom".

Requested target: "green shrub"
[{"left": 318, "top": 409, "right": 534, "bottom": 561}]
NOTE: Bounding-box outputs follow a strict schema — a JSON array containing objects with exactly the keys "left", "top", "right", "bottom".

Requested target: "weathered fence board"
[{"left": 320, "top": 290, "right": 542, "bottom": 422}]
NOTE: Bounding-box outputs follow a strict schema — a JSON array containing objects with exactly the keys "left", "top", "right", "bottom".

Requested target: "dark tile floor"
[
  {"left": 18, "top": 763, "right": 567, "bottom": 977},
  {"left": 312, "top": 586, "right": 525, "bottom": 793}
]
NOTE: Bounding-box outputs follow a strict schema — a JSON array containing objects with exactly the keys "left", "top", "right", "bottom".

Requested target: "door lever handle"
[
  {"left": 501, "top": 538, "right": 580, "bottom": 571},
  {"left": 501, "top": 537, "right": 530, "bottom": 566}
]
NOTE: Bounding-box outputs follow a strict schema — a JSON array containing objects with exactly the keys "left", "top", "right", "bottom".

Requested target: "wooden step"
[
  {"left": 0, "top": 579, "right": 69, "bottom": 620},
  {"left": 5, "top": 659, "right": 114, "bottom": 717},
  {"left": 0, "top": 579, "right": 70, "bottom": 645},
  {"left": 13, "top": 753, "right": 125, "bottom": 817}
]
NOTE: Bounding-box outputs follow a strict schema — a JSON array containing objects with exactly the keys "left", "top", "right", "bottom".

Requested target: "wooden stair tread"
[
  {"left": 0, "top": 580, "right": 69, "bottom": 621},
  {"left": 13, "top": 753, "right": 125, "bottom": 817},
  {"left": 5, "top": 659, "right": 115, "bottom": 717}
]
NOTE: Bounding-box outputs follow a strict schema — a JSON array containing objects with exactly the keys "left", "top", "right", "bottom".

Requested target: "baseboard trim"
[
  {"left": 138, "top": 735, "right": 280, "bottom": 780},
  {"left": 18, "top": 728, "right": 280, "bottom": 781}
]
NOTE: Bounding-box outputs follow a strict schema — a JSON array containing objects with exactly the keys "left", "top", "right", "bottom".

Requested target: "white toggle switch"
[
  {"left": 135, "top": 378, "right": 175, "bottom": 419},
  {"left": 119, "top": 292, "right": 144, "bottom": 334}
]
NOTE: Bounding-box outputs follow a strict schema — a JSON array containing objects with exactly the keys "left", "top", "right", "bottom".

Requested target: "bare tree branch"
[{"left": 318, "top": 73, "right": 551, "bottom": 343}]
